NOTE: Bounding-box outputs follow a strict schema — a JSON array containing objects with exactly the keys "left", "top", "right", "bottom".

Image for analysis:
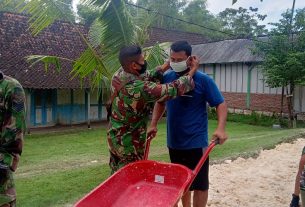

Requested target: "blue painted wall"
[
  {"left": 29, "top": 89, "right": 105, "bottom": 127},
  {"left": 57, "top": 104, "right": 87, "bottom": 125}
]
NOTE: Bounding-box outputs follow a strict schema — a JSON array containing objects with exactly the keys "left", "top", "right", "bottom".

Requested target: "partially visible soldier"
[
  {"left": 107, "top": 45, "right": 199, "bottom": 173},
  {"left": 289, "top": 146, "right": 305, "bottom": 207},
  {"left": 0, "top": 71, "right": 26, "bottom": 207}
]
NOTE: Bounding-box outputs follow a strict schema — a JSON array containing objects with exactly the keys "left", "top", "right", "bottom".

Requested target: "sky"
[
  {"left": 206, "top": 0, "right": 305, "bottom": 27},
  {"left": 72, "top": 0, "right": 305, "bottom": 27}
]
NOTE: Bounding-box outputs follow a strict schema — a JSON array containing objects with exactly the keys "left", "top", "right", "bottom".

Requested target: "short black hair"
[
  {"left": 170, "top": 41, "right": 192, "bottom": 56},
  {"left": 119, "top": 45, "right": 142, "bottom": 69}
]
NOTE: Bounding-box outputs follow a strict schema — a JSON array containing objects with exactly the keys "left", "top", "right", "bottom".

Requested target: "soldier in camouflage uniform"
[
  {"left": 0, "top": 71, "right": 26, "bottom": 207},
  {"left": 107, "top": 45, "right": 198, "bottom": 173}
]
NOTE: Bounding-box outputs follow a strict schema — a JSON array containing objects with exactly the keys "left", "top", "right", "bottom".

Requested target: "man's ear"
[{"left": 131, "top": 62, "right": 137, "bottom": 70}]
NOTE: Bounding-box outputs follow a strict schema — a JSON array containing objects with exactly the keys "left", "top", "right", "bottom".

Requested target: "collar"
[
  {"left": 122, "top": 69, "right": 141, "bottom": 80},
  {"left": 112, "top": 68, "right": 142, "bottom": 89}
]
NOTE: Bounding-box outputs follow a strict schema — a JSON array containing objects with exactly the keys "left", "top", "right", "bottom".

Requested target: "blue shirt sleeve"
[
  {"left": 162, "top": 70, "right": 175, "bottom": 84},
  {"left": 202, "top": 75, "right": 224, "bottom": 107}
]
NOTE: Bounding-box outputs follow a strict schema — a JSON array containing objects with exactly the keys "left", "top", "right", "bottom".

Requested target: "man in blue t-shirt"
[{"left": 148, "top": 41, "right": 228, "bottom": 207}]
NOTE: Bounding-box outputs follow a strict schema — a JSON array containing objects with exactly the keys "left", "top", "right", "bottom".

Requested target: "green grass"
[{"left": 15, "top": 120, "right": 304, "bottom": 207}]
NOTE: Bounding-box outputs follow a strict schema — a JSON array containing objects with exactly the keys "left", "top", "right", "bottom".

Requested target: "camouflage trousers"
[
  {"left": 107, "top": 130, "right": 146, "bottom": 174},
  {"left": 109, "top": 150, "right": 144, "bottom": 174},
  {"left": 0, "top": 169, "right": 16, "bottom": 207}
]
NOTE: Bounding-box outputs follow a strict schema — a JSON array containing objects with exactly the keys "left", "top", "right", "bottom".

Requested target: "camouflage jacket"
[
  {"left": 107, "top": 68, "right": 194, "bottom": 158},
  {"left": 0, "top": 72, "right": 26, "bottom": 172}
]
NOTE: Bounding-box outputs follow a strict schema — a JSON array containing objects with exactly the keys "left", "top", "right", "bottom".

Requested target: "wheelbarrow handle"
[
  {"left": 190, "top": 139, "right": 219, "bottom": 183},
  {"left": 144, "top": 138, "right": 152, "bottom": 160},
  {"left": 144, "top": 137, "right": 219, "bottom": 162}
]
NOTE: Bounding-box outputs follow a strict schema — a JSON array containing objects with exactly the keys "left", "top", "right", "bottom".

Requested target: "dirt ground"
[{"left": 178, "top": 138, "right": 305, "bottom": 207}]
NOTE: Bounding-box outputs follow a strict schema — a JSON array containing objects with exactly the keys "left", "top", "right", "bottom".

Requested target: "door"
[{"left": 32, "top": 89, "right": 56, "bottom": 126}]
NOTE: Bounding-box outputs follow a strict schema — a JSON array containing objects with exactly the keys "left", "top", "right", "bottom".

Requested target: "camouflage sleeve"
[
  {"left": 143, "top": 67, "right": 163, "bottom": 83},
  {"left": 0, "top": 84, "right": 26, "bottom": 171},
  {"left": 141, "top": 75, "right": 195, "bottom": 103}
]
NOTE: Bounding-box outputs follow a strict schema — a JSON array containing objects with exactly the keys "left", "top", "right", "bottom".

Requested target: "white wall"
[
  {"left": 203, "top": 64, "right": 214, "bottom": 78},
  {"left": 202, "top": 62, "right": 305, "bottom": 113},
  {"left": 294, "top": 86, "right": 305, "bottom": 113},
  {"left": 204, "top": 63, "right": 282, "bottom": 95}
]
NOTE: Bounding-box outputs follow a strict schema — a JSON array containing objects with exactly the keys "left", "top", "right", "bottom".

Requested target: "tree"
[
  {"left": 77, "top": 3, "right": 100, "bottom": 25},
  {"left": 77, "top": 0, "right": 230, "bottom": 41},
  {"left": 136, "top": 0, "right": 186, "bottom": 29},
  {"left": 181, "top": 0, "right": 225, "bottom": 40},
  {"left": 60, "top": 0, "right": 74, "bottom": 19},
  {"left": 77, "top": 0, "right": 135, "bottom": 25},
  {"left": 254, "top": 8, "right": 305, "bottom": 128},
  {"left": 218, "top": 7, "right": 267, "bottom": 38},
  {"left": 233, "top": 0, "right": 263, "bottom": 4}
]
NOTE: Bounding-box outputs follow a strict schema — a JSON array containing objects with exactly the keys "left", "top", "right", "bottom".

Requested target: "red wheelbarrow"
[{"left": 74, "top": 139, "right": 219, "bottom": 207}]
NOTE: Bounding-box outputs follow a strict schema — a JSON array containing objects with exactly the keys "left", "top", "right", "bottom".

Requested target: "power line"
[
  {"left": 126, "top": 1, "right": 236, "bottom": 38},
  {"left": 125, "top": 1, "right": 272, "bottom": 45},
  {"left": 125, "top": 1, "right": 305, "bottom": 46}
]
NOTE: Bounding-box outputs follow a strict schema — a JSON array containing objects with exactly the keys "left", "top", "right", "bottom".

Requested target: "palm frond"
[
  {"left": 26, "top": 55, "right": 74, "bottom": 72},
  {"left": 72, "top": 48, "right": 111, "bottom": 80},
  {"left": 16, "top": 0, "right": 168, "bottom": 93},
  {"left": 88, "top": 0, "right": 135, "bottom": 49},
  {"left": 144, "top": 42, "right": 170, "bottom": 71},
  {"left": 87, "top": 0, "right": 136, "bottom": 74},
  {"left": 18, "top": 0, "right": 113, "bottom": 87},
  {"left": 133, "top": 11, "right": 156, "bottom": 46},
  {"left": 96, "top": 75, "right": 111, "bottom": 103},
  {"left": 16, "top": 0, "right": 72, "bottom": 36},
  {"left": 2, "top": 0, "right": 24, "bottom": 10}
]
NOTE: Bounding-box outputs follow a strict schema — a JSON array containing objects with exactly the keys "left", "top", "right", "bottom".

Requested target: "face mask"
[
  {"left": 136, "top": 60, "right": 147, "bottom": 74},
  {"left": 170, "top": 60, "right": 187, "bottom": 73}
]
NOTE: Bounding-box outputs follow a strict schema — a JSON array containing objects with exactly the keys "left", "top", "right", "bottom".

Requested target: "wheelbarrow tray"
[{"left": 75, "top": 160, "right": 193, "bottom": 207}]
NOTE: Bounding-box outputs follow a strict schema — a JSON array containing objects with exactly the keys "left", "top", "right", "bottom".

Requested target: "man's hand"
[
  {"left": 147, "top": 126, "right": 158, "bottom": 140},
  {"left": 188, "top": 56, "right": 199, "bottom": 77},
  {"left": 212, "top": 128, "right": 228, "bottom": 145}
]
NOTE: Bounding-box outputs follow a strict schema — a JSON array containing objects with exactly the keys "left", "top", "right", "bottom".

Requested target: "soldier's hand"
[
  {"left": 188, "top": 56, "right": 199, "bottom": 77},
  {"left": 161, "top": 60, "right": 171, "bottom": 72},
  {"left": 147, "top": 126, "right": 158, "bottom": 140}
]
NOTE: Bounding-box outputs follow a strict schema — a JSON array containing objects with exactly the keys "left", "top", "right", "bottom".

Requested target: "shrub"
[{"left": 207, "top": 107, "right": 288, "bottom": 128}]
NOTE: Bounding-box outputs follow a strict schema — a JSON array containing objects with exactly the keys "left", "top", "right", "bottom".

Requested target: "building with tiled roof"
[{"left": 0, "top": 12, "right": 209, "bottom": 127}]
